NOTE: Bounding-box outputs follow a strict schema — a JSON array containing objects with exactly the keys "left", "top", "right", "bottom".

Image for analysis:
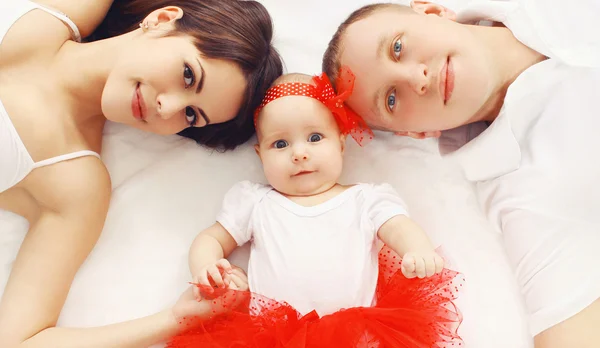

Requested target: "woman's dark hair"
[{"left": 91, "top": 0, "right": 283, "bottom": 150}]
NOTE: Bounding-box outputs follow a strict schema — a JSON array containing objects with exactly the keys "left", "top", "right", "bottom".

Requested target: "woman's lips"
[{"left": 132, "top": 83, "right": 146, "bottom": 121}]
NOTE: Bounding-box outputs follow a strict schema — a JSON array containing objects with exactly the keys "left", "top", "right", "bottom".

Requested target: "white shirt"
[
  {"left": 458, "top": 0, "right": 599, "bottom": 68},
  {"left": 447, "top": 0, "right": 600, "bottom": 335},
  {"left": 217, "top": 181, "right": 408, "bottom": 316}
]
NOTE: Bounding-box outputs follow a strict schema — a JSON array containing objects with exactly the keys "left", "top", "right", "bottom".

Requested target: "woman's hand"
[{"left": 172, "top": 265, "right": 249, "bottom": 325}]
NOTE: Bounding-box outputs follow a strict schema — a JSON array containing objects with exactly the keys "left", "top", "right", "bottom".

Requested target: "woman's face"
[
  {"left": 339, "top": 3, "right": 498, "bottom": 137},
  {"left": 101, "top": 10, "right": 246, "bottom": 135}
]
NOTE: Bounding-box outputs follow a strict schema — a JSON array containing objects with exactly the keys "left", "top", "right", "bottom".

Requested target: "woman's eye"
[
  {"left": 185, "top": 107, "right": 197, "bottom": 126},
  {"left": 392, "top": 38, "right": 403, "bottom": 59},
  {"left": 274, "top": 140, "right": 288, "bottom": 149},
  {"left": 387, "top": 90, "right": 397, "bottom": 112},
  {"left": 308, "top": 133, "right": 323, "bottom": 142},
  {"left": 183, "top": 64, "right": 195, "bottom": 88}
]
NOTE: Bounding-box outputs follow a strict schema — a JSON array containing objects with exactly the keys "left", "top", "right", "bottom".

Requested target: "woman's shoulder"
[
  {"left": 1, "top": 0, "right": 114, "bottom": 67},
  {"left": 0, "top": 8, "right": 72, "bottom": 68},
  {"left": 25, "top": 154, "right": 110, "bottom": 214},
  {"left": 34, "top": 0, "right": 113, "bottom": 39}
]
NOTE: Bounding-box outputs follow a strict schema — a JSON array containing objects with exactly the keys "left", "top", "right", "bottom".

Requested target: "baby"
[{"left": 169, "top": 69, "right": 463, "bottom": 348}]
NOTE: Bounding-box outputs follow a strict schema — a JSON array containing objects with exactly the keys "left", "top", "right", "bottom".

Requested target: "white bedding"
[{"left": 0, "top": 0, "right": 533, "bottom": 347}]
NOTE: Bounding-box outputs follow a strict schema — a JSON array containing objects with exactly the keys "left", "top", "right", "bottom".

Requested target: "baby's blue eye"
[
  {"left": 308, "top": 133, "right": 323, "bottom": 142},
  {"left": 387, "top": 91, "right": 397, "bottom": 111},
  {"left": 274, "top": 140, "right": 288, "bottom": 149}
]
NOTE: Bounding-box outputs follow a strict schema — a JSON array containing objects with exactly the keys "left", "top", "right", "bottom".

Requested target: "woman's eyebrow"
[
  {"left": 195, "top": 58, "right": 210, "bottom": 126},
  {"left": 195, "top": 58, "right": 206, "bottom": 94}
]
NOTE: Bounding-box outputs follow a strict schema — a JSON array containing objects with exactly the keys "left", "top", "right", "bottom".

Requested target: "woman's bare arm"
[
  {"left": 34, "top": 0, "right": 114, "bottom": 38},
  {"left": 0, "top": 158, "right": 179, "bottom": 347}
]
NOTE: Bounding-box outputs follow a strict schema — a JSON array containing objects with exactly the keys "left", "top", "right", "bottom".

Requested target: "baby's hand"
[
  {"left": 173, "top": 266, "right": 250, "bottom": 324},
  {"left": 226, "top": 266, "right": 249, "bottom": 292},
  {"left": 401, "top": 251, "right": 444, "bottom": 279},
  {"left": 192, "top": 259, "right": 233, "bottom": 299}
]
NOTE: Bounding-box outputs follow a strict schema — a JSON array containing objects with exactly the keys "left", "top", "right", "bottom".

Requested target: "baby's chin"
[{"left": 274, "top": 181, "right": 336, "bottom": 198}]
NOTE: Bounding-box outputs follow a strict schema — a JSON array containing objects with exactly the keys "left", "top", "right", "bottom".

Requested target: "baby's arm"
[
  {"left": 377, "top": 215, "right": 444, "bottom": 279},
  {"left": 189, "top": 222, "right": 239, "bottom": 296}
]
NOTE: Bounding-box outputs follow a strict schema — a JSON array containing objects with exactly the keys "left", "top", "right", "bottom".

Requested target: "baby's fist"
[{"left": 401, "top": 251, "right": 444, "bottom": 279}]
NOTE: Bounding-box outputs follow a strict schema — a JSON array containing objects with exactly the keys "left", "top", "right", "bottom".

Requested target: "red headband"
[{"left": 254, "top": 67, "right": 373, "bottom": 146}]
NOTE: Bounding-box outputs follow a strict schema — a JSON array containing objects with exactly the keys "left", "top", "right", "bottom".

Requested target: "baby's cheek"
[
  {"left": 326, "top": 151, "right": 344, "bottom": 180},
  {"left": 264, "top": 159, "right": 287, "bottom": 183}
]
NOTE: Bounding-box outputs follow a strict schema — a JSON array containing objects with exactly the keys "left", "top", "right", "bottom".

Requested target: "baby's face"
[{"left": 255, "top": 95, "right": 345, "bottom": 197}]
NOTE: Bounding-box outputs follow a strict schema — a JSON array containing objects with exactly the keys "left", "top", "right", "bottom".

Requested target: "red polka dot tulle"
[{"left": 168, "top": 246, "right": 464, "bottom": 348}]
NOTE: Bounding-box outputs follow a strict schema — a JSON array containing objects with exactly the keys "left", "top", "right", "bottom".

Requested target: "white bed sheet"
[{"left": 0, "top": 0, "right": 533, "bottom": 347}]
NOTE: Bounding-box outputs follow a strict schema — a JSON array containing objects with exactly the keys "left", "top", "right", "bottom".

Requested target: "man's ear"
[
  {"left": 394, "top": 130, "right": 441, "bottom": 139},
  {"left": 410, "top": 1, "right": 457, "bottom": 21}
]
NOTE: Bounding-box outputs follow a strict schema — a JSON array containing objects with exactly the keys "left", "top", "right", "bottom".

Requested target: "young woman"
[{"left": 0, "top": 0, "right": 282, "bottom": 346}]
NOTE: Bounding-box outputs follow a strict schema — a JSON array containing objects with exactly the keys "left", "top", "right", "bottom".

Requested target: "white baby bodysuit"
[{"left": 217, "top": 181, "right": 408, "bottom": 316}]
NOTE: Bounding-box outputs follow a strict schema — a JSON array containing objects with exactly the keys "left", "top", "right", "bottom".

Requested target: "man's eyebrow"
[
  {"left": 371, "top": 33, "right": 391, "bottom": 121},
  {"left": 372, "top": 85, "right": 386, "bottom": 122},
  {"left": 375, "top": 33, "right": 389, "bottom": 61}
]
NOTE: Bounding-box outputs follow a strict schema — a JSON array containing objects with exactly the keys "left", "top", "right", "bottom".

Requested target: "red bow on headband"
[{"left": 254, "top": 67, "right": 373, "bottom": 146}]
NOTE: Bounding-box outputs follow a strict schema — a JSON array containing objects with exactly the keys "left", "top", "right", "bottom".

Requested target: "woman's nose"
[{"left": 156, "top": 93, "right": 185, "bottom": 120}]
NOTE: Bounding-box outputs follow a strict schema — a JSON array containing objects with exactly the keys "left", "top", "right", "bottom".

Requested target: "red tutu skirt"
[{"left": 169, "top": 246, "right": 464, "bottom": 348}]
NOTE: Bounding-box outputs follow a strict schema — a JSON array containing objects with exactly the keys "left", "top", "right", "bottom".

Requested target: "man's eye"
[{"left": 392, "top": 38, "right": 403, "bottom": 59}]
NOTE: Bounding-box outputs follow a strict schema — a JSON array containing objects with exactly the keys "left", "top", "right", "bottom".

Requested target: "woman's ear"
[
  {"left": 142, "top": 6, "right": 184, "bottom": 31},
  {"left": 410, "top": 1, "right": 457, "bottom": 21}
]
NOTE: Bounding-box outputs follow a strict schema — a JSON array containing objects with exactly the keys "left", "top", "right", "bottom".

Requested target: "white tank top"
[{"left": 0, "top": 0, "right": 99, "bottom": 194}]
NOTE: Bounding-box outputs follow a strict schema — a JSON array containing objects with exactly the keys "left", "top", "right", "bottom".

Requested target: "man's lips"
[{"left": 439, "top": 56, "right": 455, "bottom": 105}]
